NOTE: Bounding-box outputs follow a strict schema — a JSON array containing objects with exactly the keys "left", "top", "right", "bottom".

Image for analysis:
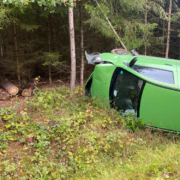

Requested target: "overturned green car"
[{"left": 85, "top": 49, "right": 180, "bottom": 132}]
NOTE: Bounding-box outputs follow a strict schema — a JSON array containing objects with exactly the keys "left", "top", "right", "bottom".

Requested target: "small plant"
[
  {"left": 121, "top": 111, "right": 145, "bottom": 132},
  {"left": 0, "top": 86, "right": 179, "bottom": 179}
]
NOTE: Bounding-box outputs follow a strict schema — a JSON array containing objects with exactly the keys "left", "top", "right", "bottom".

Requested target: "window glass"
[
  {"left": 124, "top": 63, "right": 174, "bottom": 84},
  {"left": 112, "top": 69, "right": 144, "bottom": 116},
  {"left": 134, "top": 65, "right": 174, "bottom": 84}
]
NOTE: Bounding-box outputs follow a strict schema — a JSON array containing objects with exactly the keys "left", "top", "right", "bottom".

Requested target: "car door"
[
  {"left": 109, "top": 68, "right": 145, "bottom": 117},
  {"left": 110, "top": 67, "right": 180, "bottom": 131},
  {"left": 90, "top": 64, "right": 116, "bottom": 106},
  {"left": 140, "top": 83, "right": 180, "bottom": 131}
]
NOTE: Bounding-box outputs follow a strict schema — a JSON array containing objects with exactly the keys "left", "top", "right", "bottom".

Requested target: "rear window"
[{"left": 124, "top": 63, "right": 174, "bottom": 84}]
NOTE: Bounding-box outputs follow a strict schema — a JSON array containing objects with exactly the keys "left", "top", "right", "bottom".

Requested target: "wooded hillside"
[
  {"left": 0, "top": 0, "right": 180, "bottom": 87},
  {"left": 1, "top": 1, "right": 180, "bottom": 178}
]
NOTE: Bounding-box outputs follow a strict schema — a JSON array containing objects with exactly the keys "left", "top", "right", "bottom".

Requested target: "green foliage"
[
  {"left": 39, "top": 52, "right": 61, "bottom": 66},
  {"left": 90, "top": 142, "right": 180, "bottom": 180},
  {"left": 0, "top": 3, "right": 40, "bottom": 32},
  {"left": 0, "top": 87, "right": 180, "bottom": 179},
  {"left": 122, "top": 20, "right": 157, "bottom": 50},
  {"left": 85, "top": 4, "right": 115, "bottom": 39},
  {"left": 0, "top": 5, "right": 11, "bottom": 29},
  {"left": 2, "top": 0, "right": 71, "bottom": 7},
  {"left": 0, "top": 86, "right": 145, "bottom": 179},
  {"left": 85, "top": 0, "right": 160, "bottom": 50},
  {"left": 121, "top": 112, "right": 145, "bottom": 132},
  {"left": 144, "top": 0, "right": 166, "bottom": 18}
]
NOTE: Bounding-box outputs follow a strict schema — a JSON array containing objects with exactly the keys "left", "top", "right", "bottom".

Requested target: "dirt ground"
[{"left": 0, "top": 79, "right": 82, "bottom": 109}]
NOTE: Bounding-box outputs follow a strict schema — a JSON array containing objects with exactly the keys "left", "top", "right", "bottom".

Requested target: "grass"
[
  {"left": 87, "top": 142, "right": 180, "bottom": 180},
  {"left": 0, "top": 86, "right": 180, "bottom": 179}
]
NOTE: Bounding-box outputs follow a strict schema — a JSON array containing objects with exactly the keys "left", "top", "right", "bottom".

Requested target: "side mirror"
[{"left": 129, "top": 57, "right": 138, "bottom": 68}]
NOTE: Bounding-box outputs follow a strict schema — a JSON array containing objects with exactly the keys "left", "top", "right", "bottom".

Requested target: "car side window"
[
  {"left": 111, "top": 68, "right": 144, "bottom": 116},
  {"left": 134, "top": 65, "right": 174, "bottom": 84},
  {"left": 124, "top": 63, "right": 174, "bottom": 84}
]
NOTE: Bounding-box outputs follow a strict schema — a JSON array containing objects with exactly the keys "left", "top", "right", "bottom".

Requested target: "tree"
[
  {"left": 85, "top": 0, "right": 155, "bottom": 50},
  {"left": 79, "top": 0, "right": 84, "bottom": 86},
  {"left": 13, "top": 24, "right": 21, "bottom": 85},
  {"left": 69, "top": 1, "right": 76, "bottom": 93},
  {"left": 2, "top": 0, "right": 76, "bottom": 91},
  {"left": 143, "top": 0, "right": 166, "bottom": 55},
  {"left": 3, "top": 0, "right": 71, "bottom": 7},
  {"left": 0, "top": 4, "right": 39, "bottom": 85},
  {"left": 165, "top": 0, "right": 172, "bottom": 58}
]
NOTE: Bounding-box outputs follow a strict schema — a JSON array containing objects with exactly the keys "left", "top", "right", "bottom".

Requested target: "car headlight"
[
  {"left": 85, "top": 51, "right": 104, "bottom": 64},
  {"left": 92, "top": 56, "right": 103, "bottom": 64}
]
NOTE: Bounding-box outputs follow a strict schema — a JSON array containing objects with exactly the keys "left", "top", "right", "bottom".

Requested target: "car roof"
[{"left": 100, "top": 53, "right": 180, "bottom": 90}]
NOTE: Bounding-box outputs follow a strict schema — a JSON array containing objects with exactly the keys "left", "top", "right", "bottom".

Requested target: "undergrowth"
[{"left": 0, "top": 86, "right": 179, "bottom": 180}]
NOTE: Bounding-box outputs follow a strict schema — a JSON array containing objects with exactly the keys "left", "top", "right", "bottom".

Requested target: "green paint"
[
  {"left": 91, "top": 64, "right": 115, "bottom": 100},
  {"left": 90, "top": 64, "right": 115, "bottom": 108},
  {"left": 85, "top": 52, "right": 180, "bottom": 131},
  {"left": 100, "top": 53, "right": 179, "bottom": 90},
  {"left": 140, "top": 83, "right": 180, "bottom": 131}
]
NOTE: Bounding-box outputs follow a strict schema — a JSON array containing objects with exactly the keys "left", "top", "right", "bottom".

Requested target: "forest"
[
  {"left": 0, "top": 0, "right": 180, "bottom": 89},
  {"left": 0, "top": 0, "right": 180, "bottom": 179}
]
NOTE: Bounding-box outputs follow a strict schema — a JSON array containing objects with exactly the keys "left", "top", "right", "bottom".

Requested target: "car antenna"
[{"left": 94, "top": 0, "right": 127, "bottom": 51}]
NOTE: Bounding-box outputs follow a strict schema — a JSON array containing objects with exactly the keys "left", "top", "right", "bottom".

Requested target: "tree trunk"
[
  {"left": 69, "top": 2, "right": 76, "bottom": 94},
  {"left": 1, "top": 38, "right": 3, "bottom": 58},
  {"left": 163, "top": 18, "right": 165, "bottom": 57},
  {"left": 0, "top": 33, "right": 3, "bottom": 58},
  {"left": 14, "top": 24, "right": 21, "bottom": 86},
  {"left": 0, "top": 89, "right": 10, "bottom": 101},
  {"left": 144, "top": 10, "right": 147, "bottom": 56},
  {"left": 22, "top": 89, "right": 32, "bottom": 97},
  {"left": 179, "top": 39, "right": 180, "bottom": 60},
  {"left": 0, "top": 88, "right": 10, "bottom": 101},
  {"left": 48, "top": 18, "right": 52, "bottom": 85},
  {"left": 0, "top": 77, "right": 19, "bottom": 95},
  {"left": 79, "top": 1, "right": 84, "bottom": 86},
  {"left": 165, "top": 0, "right": 172, "bottom": 59},
  {"left": 1, "top": 46, "right": 3, "bottom": 58},
  {"left": 25, "top": 33, "right": 31, "bottom": 80},
  {"left": 21, "top": 81, "right": 35, "bottom": 97}
]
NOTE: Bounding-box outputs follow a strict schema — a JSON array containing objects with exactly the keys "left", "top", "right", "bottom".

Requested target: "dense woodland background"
[
  {"left": 1, "top": 1, "right": 180, "bottom": 179},
  {"left": 0, "top": 0, "right": 180, "bottom": 87}
]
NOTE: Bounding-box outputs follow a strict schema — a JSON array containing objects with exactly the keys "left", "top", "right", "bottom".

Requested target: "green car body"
[{"left": 85, "top": 52, "right": 180, "bottom": 132}]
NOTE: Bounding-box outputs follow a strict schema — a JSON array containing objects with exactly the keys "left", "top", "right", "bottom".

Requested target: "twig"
[{"left": 94, "top": 0, "right": 127, "bottom": 50}]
